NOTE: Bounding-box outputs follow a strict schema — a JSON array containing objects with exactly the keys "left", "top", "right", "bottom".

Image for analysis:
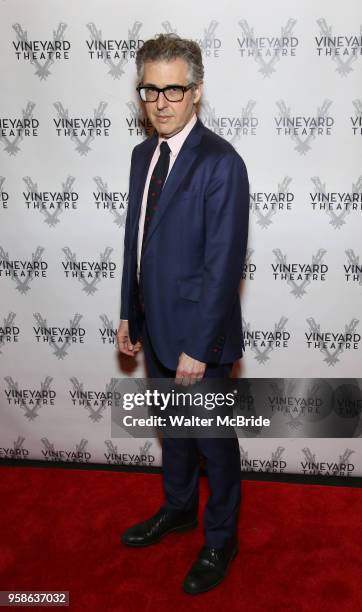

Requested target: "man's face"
[{"left": 141, "top": 58, "right": 202, "bottom": 138}]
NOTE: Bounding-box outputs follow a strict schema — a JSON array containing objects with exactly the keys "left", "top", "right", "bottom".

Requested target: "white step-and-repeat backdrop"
[{"left": 1, "top": 0, "right": 361, "bottom": 476}]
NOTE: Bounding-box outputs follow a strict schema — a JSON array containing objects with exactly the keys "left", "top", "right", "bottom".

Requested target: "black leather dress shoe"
[
  {"left": 183, "top": 539, "right": 238, "bottom": 594},
  {"left": 121, "top": 507, "right": 198, "bottom": 547}
]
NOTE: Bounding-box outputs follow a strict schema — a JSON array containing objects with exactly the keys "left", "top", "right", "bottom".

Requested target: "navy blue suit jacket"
[{"left": 120, "top": 116, "right": 249, "bottom": 370}]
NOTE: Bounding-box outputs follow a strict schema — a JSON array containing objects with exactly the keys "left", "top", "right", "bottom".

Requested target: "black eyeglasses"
[{"left": 136, "top": 83, "right": 196, "bottom": 103}]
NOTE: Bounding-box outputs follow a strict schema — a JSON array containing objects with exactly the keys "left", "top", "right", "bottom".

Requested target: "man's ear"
[{"left": 193, "top": 82, "right": 203, "bottom": 105}]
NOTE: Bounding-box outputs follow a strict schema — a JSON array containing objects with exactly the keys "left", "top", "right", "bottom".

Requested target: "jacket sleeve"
[
  {"left": 182, "top": 150, "right": 249, "bottom": 363},
  {"left": 120, "top": 148, "right": 137, "bottom": 320}
]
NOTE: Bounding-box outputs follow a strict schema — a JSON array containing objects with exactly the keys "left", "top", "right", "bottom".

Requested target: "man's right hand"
[{"left": 117, "top": 320, "right": 142, "bottom": 356}]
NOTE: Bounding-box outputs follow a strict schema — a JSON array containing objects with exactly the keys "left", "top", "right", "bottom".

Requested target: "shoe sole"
[
  {"left": 121, "top": 518, "right": 198, "bottom": 547},
  {"left": 182, "top": 547, "right": 239, "bottom": 595}
]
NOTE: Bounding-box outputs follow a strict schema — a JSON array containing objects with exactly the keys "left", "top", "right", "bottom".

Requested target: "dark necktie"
[
  {"left": 138, "top": 140, "right": 171, "bottom": 312},
  {"left": 141, "top": 140, "right": 171, "bottom": 254}
]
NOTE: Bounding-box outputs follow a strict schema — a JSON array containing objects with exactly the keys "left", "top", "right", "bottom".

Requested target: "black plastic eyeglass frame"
[{"left": 136, "top": 82, "right": 196, "bottom": 102}]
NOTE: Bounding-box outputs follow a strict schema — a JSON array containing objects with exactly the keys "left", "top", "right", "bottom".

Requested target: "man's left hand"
[{"left": 175, "top": 352, "right": 206, "bottom": 386}]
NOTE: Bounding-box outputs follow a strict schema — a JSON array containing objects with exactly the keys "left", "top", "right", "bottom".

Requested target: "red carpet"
[{"left": 0, "top": 465, "right": 361, "bottom": 612}]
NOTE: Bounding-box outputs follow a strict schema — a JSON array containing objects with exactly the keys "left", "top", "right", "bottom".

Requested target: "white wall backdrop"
[{"left": 0, "top": 0, "right": 361, "bottom": 476}]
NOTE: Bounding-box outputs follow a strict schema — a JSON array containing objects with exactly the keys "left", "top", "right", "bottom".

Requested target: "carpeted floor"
[{"left": 0, "top": 465, "right": 361, "bottom": 612}]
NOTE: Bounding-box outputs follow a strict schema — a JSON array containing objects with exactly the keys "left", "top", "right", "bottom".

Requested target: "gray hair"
[{"left": 136, "top": 33, "right": 204, "bottom": 84}]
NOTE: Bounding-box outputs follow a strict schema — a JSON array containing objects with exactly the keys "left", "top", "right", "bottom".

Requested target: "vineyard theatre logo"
[
  {"left": 239, "top": 445, "right": 287, "bottom": 473},
  {"left": 351, "top": 99, "right": 362, "bottom": 135},
  {"left": 12, "top": 22, "right": 70, "bottom": 79},
  {"left": 268, "top": 380, "right": 322, "bottom": 431},
  {"left": 242, "top": 316, "right": 290, "bottom": 364},
  {"left": 53, "top": 101, "right": 111, "bottom": 155},
  {"left": 310, "top": 176, "right": 362, "bottom": 228},
  {"left": 32, "top": 313, "right": 86, "bottom": 359},
  {"left": 272, "top": 249, "right": 328, "bottom": 298},
  {"left": 69, "top": 377, "right": 121, "bottom": 422},
  {"left": 98, "top": 315, "right": 117, "bottom": 346},
  {"left": 125, "top": 100, "right": 153, "bottom": 138},
  {"left": 334, "top": 384, "right": 362, "bottom": 421},
  {"left": 61, "top": 246, "right": 116, "bottom": 295},
  {"left": 200, "top": 99, "right": 258, "bottom": 145},
  {"left": 104, "top": 440, "right": 155, "bottom": 466},
  {"left": 305, "top": 317, "right": 360, "bottom": 365},
  {"left": 0, "top": 177, "right": 9, "bottom": 209},
  {"left": 195, "top": 20, "right": 222, "bottom": 58},
  {"left": 0, "top": 313, "right": 20, "bottom": 353},
  {"left": 345, "top": 250, "right": 362, "bottom": 285},
  {"left": 242, "top": 249, "right": 256, "bottom": 281},
  {"left": 274, "top": 99, "right": 334, "bottom": 154},
  {"left": 92, "top": 177, "right": 128, "bottom": 227},
  {"left": 0, "top": 102, "right": 39, "bottom": 156},
  {"left": 4, "top": 375, "right": 55, "bottom": 421},
  {"left": 161, "top": 20, "right": 222, "bottom": 58},
  {"left": 85, "top": 21, "right": 143, "bottom": 78},
  {"left": 0, "top": 436, "right": 30, "bottom": 460},
  {"left": 0, "top": 246, "right": 48, "bottom": 293},
  {"left": 22, "top": 176, "right": 78, "bottom": 226},
  {"left": 237, "top": 18, "right": 298, "bottom": 76},
  {"left": 315, "top": 18, "right": 362, "bottom": 76},
  {"left": 250, "top": 177, "right": 294, "bottom": 228},
  {"left": 41, "top": 437, "right": 91, "bottom": 463},
  {"left": 300, "top": 447, "right": 355, "bottom": 476}
]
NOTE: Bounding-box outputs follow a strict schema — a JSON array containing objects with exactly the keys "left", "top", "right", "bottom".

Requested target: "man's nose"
[{"left": 156, "top": 91, "right": 169, "bottom": 110}]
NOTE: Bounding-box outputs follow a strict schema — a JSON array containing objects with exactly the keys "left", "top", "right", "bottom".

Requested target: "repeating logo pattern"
[
  {"left": 104, "top": 440, "right": 155, "bottom": 465},
  {"left": 0, "top": 102, "right": 39, "bottom": 155},
  {"left": 0, "top": 247, "right": 48, "bottom": 292},
  {"left": 310, "top": 176, "right": 362, "bottom": 228},
  {"left": 200, "top": 99, "right": 258, "bottom": 143},
  {"left": 12, "top": 22, "right": 70, "bottom": 79},
  {"left": 300, "top": 447, "right": 355, "bottom": 476},
  {"left": 274, "top": 99, "right": 334, "bottom": 154},
  {"left": 315, "top": 19, "right": 362, "bottom": 76},
  {"left": 272, "top": 249, "right": 328, "bottom": 297},
  {"left": 239, "top": 445, "right": 287, "bottom": 471},
  {"left": 1, "top": 6, "right": 361, "bottom": 476},
  {"left": 250, "top": 177, "right": 294, "bottom": 228},
  {"left": 61, "top": 247, "right": 116, "bottom": 294},
  {"left": 23, "top": 176, "right": 77, "bottom": 225},
  {"left": 53, "top": 101, "right": 111, "bottom": 154},
  {"left": 237, "top": 18, "right": 298, "bottom": 75},
  {"left": 92, "top": 177, "right": 128, "bottom": 226},
  {"left": 33, "top": 313, "right": 85, "bottom": 358},
  {"left": 86, "top": 21, "right": 143, "bottom": 78},
  {"left": 345, "top": 250, "right": 362, "bottom": 284},
  {"left": 4, "top": 376, "right": 55, "bottom": 420},
  {"left": 305, "top": 318, "right": 360, "bottom": 365},
  {"left": 0, "top": 313, "right": 20, "bottom": 352},
  {"left": 242, "top": 317, "right": 290, "bottom": 364}
]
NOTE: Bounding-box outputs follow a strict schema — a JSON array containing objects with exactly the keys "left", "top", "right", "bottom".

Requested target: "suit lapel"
[
  {"left": 141, "top": 118, "right": 204, "bottom": 255},
  {"left": 130, "top": 132, "right": 158, "bottom": 248}
]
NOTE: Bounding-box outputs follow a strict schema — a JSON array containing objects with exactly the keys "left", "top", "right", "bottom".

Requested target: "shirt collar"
[{"left": 158, "top": 113, "right": 197, "bottom": 157}]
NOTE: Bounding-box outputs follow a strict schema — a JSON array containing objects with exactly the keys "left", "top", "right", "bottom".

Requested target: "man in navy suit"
[{"left": 117, "top": 33, "right": 249, "bottom": 595}]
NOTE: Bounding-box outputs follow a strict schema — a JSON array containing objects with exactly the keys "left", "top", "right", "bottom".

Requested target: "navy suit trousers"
[{"left": 141, "top": 315, "right": 242, "bottom": 548}]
